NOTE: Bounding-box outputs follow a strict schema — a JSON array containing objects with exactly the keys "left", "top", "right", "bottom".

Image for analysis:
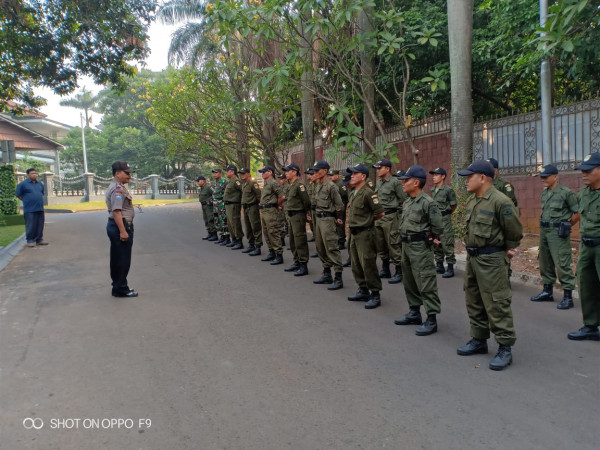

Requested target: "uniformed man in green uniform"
[
  {"left": 282, "top": 163, "right": 311, "bottom": 276},
  {"left": 306, "top": 168, "right": 318, "bottom": 256},
  {"left": 429, "top": 168, "right": 457, "bottom": 278},
  {"left": 567, "top": 153, "right": 600, "bottom": 341},
  {"left": 311, "top": 160, "right": 345, "bottom": 290},
  {"left": 341, "top": 170, "right": 353, "bottom": 267},
  {"left": 239, "top": 167, "right": 263, "bottom": 255},
  {"left": 345, "top": 164, "right": 385, "bottom": 309},
  {"left": 211, "top": 168, "right": 229, "bottom": 245},
  {"left": 258, "top": 165, "right": 285, "bottom": 264},
  {"left": 373, "top": 158, "right": 406, "bottom": 283},
  {"left": 278, "top": 173, "right": 289, "bottom": 247},
  {"left": 328, "top": 169, "right": 348, "bottom": 250},
  {"left": 530, "top": 164, "right": 579, "bottom": 309},
  {"left": 196, "top": 176, "right": 217, "bottom": 241},
  {"left": 487, "top": 157, "right": 518, "bottom": 207},
  {"left": 394, "top": 166, "right": 443, "bottom": 336},
  {"left": 223, "top": 164, "right": 244, "bottom": 250},
  {"left": 456, "top": 160, "right": 523, "bottom": 370}
]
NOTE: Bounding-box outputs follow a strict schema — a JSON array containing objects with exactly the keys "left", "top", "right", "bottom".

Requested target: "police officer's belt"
[
  {"left": 540, "top": 220, "right": 560, "bottom": 228},
  {"left": 466, "top": 246, "right": 504, "bottom": 256},
  {"left": 242, "top": 201, "right": 258, "bottom": 208},
  {"left": 224, "top": 201, "right": 241, "bottom": 205},
  {"left": 581, "top": 237, "right": 600, "bottom": 247},
  {"left": 287, "top": 210, "right": 305, "bottom": 217},
  {"left": 315, "top": 211, "right": 335, "bottom": 218},
  {"left": 400, "top": 233, "right": 427, "bottom": 242},
  {"left": 350, "top": 226, "right": 373, "bottom": 235},
  {"left": 441, "top": 210, "right": 452, "bottom": 216},
  {"left": 259, "top": 203, "right": 277, "bottom": 209},
  {"left": 384, "top": 208, "right": 398, "bottom": 214},
  {"left": 200, "top": 200, "right": 212, "bottom": 206}
]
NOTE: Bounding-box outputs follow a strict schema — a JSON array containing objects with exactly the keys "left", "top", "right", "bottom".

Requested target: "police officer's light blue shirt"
[{"left": 15, "top": 179, "right": 45, "bottom": 213}]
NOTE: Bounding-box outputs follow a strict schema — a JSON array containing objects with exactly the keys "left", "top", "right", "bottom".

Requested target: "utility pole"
[
  {"left": 80, "top": 112, "right": 89, "bottom": 173},
  {"left": 540, "top": 0, "right": 552, "bottom": 166}
]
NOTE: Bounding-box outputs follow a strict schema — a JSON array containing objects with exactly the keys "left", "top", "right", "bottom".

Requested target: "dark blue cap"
[
  {"left": 539, "top": 164, "right": 558, "bottom": 177},
  {"left": 258, "top": 165, "right": 275, "bottom": 173},
  {"left": 304, "top": 168, "right": 315, "bottom": 175},
  {"left": 458, "top": 160, "right": 495, "bottom": 178},
  {"left": 196, "top": 175, "right": 206, "bottom": 181},
  {"left": 112, "top": 161, "right": 133, "bottom": 173},
  {"left": 327, "top": 169, "right": 340, "bottom": 175},
  {"left": 394, "top": 170, "right": 406, "bottom": 178},
  {"left": 373, "top": 159, "right": 392, "bottom": 168},
  {"left": 341, "top": 173, "right": 351, "bottom": 186},
  {"left": 283, "top": 163, "right": 300, "bottom": 173},
  {"left": 277, "top": 173, "right": 286, "bottom": 179},
  {"left": 211, "top": 168, "right": 222, "bottom": 173},
  {"left": 398, "top": 165, "right": 427, "bottom": 180},
  {"left": 429, "top": 168, "right": 447, "bottom": 176},
  {"left": 347, "top": 163, "right": 370, "bottom": 175},
  {"left": 225, "top": 164, "right": 237, "bottom": 172},
  {"left": 238, "top": 167, "right": 250, "bottom": 174},
  {"left": 313, "top": 160, "right": 330, "bottom": 170},
  {"left": 486, "top": 158, "right": 499, "bottom": 169},
  {"left": 575, "top": 153, "right": 600, "bottom": 171}
]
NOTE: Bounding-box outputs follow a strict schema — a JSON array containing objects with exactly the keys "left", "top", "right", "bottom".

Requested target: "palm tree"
[{"left": 59, "top": 87, "right": 101, "bottom": 128}]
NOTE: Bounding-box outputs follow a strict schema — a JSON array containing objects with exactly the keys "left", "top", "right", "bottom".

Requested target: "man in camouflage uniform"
[
  {"left": 530, "top": 164, "right": 578, "bottom": 309},
  {"left": 196, "top": 175, "right": 217, "bottom": 241},
  {"left": 211, "top": 168, "right": 229, "bottom": 245},
  {"left": 223, "top": 164, "right": 244, "bottom": 250},
  {"left": 258, "top": 165, "right": 284, "bottom": 264},
  {"left": 568, "top": 153, "right": 600, "bottom": 341},
  {"left": 239, "top": 167, "right": 262, "bottom": 255},
  {"left": 429, "top": 168, "right": 457, "bottom": 278},
  {"left": 328, "top": 169, "right": 349, "bottom": 250},
  {"left": 282, "top": 163, "right": 311, "bottom": 276},
  {"left": 456, "top": 160, "right": 523, "bottom": 371}
]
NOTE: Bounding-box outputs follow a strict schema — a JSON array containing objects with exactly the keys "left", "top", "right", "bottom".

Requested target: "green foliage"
[
  {"left": 0, "top": 165, "right": 18, "bottom": 215},
  {"left": 14, "top": 156, "right": 50, "bottom": 174}
]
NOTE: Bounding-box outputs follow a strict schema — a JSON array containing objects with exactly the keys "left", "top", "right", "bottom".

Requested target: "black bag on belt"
[{"left": 558, "top": 220, "right": 571, "bottom": 238}]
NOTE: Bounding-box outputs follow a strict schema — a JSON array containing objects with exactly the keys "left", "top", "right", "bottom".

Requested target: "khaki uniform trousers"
[
  {"left": 288, "top": 212, "right": 309, "bottom": 263},
  {"left": 401, "top": 241, "right": 441, "bottom": 314},
  {"left": 434, "top": 215, "right": 456, "bottom": 265},
  {"left": 577, "top": 243, "right": 600, "bottom": 326},
  {"left": 226, "top": 204, "right": 243, "bottom": 241},
  {"left": 375, "top": 212, "right": 402, "bottom": 265},
  {"left": 314, "top": 216, "right": 343, "bottom": 273},
  {"left": 350, "top": 228, "right": 381, "bottom": 292},
  {"left": 243, "top": 204, "right": 263, "bottom": 248},
  {"left": 539, "top": 227, "right": 575, "bottom": 289},
  {"left": 261, "top": 208, "right": 282, "bottom": 254}
]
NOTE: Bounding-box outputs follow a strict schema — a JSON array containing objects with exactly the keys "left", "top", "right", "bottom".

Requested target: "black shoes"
[
  {"left": 307, "top": 236, "right": 315, "bottom": 242},
  {"left": 342, "top": 258, "right": 351, "bottom": 267},
  {"left": 242, "top": 245, "right": 255, "bottom": 254},
  {"left": 314, "top": 269, "right": 333, "bottom": 284},
  {"left": 220, "top": 236, "right": 231, "bottom": 246},
  {"left": 270, "top": 254, "right": 284, "bottom": 265},
  {"left": 285, "top": 262, "right": 300, "bottom": 272},
  {"left": 557, "top": 290, "right": 574, "bottom": 310},
  {"left": 364, "top": 292, "right": 381, "bottom": 309},
  {"left": 112, "top": 289, "right": 138, "bottom": 298},
  {"left": 230, "top": 241, "right": 243, "bottom": 250},
  {"left": 415, "top": 315, "right": 437, "bottom": 336},
  {"left": 567, "top": 326, "right": 600, "bottom": 341},
  {"left": 436, "top": 262, "right": 445, "bottom": 274},
  {"left": 457, "top": 338, "right": 488, "bottom": 356},
  {"left": 531, "top": 284, "right": 554, "bottom": 302},
  {"left": 442, "top": 264, "right": 454, "bottom": 278},
  {"left": 327, "top": 272, "right": 343, "bottom": 290},
  {"left": 311, "top": 252, "right": 319, "bottom": 258},
  {"left": 293, "top": 263, "right": 309, "bottom": 277},
  {"left": 261, "top": 251, "right": 275, "bottom": 261},
  {"left": 394, "top": 308, "right": 422, "bottom": 325},
  {"left": 388, "top": 266, "right": 402, "bottom": 284},
  {"left": 489, "top": 345, "right": 512, "bottom": 371},
  {"left": 202, "top": 234, "right": 211, "bottom": 240},
  {"left": 378, "top": 259, "right": 391, "bottom": 278},
  {"left": 207, "top": 233, "right": 219, "bottom": 242},
  {"left": 348, "top": 288, "right": 369, "bottom": 302},
  {"left": 214, "top": 235, "right": 224, "bottom": 244},
  {"left": 248, "top": 247, "right": 261, "bottom": 256}
]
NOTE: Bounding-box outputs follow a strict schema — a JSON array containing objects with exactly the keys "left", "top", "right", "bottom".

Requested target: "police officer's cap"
[
  {"left": 539, "top": 164, "right": 558, "bottom": 177},
  {"left": 347, "top": 163, "right": 370, "bottom": 175},
  {"left": 304, "top": 168, "right": 315, "bottom": 175},
  {"left": 238, "top": 167, "right": 250, "bottom": 174},
  {"left": 211, "top": 168, "right": 222, "bottom": 173},
  {"left": 283, "top": 163, "right": 300, "bottom": 173},
  {"left": 112, "top": 161, "right": 132, "bottom": 173},
  {"left": 276, "top": 173, "right": 286, "bottom": 179},
  {"left": 429, "top": 168, "right": 447, "bottom": 176},
  {"left": 225, "top": 164, "right": 238, "bottom": 172},
  {"left": 313, "top": 160, "right": 330, "bottom": 170},
  {"left": 486, "top": 157, "right": 499, "bottom": 169},
  {"left": 341, "top": 173, "right": 351, "bottom": 186},
  {"left": 373, "top": 158, "right": 392, "bottom": 168},
  {"left": 196, "top": 175, "right": 206, "bottom": 181},
  {"left": 457, "top": 160, "right": 495, "bottom": 178},
  {"left": 258, "top": 165, "right": 275, "bottom": 173},
  {"left": 328, "top": 169, "right": 340, "bottom": 175},
  {"left": 393, "top": 170, "right": 406, "bottom": 178},
  {"left": 575, "top": 152, "right": 600, "bottom": 171},
  {"left": 398, "top": 165, "right": 427, "bottom": 180}
]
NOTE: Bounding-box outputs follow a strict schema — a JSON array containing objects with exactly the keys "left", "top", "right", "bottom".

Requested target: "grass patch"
[
  {"left": 0, "top": 224, "right": 25, "bottom": 247},
  {"left": 0, "top": 214, "right": 25, "bottom": 226},
  {"left": 45, "top": 198, "right": 196, "bottom": 212}
]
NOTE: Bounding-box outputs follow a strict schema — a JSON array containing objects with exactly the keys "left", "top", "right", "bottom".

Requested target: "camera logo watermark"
[
  {"left": 22, "top": 417, "right": 151, "bottom": 430},
  {"left": 23, "top": 418, "right": 44, "bottom": 430}
]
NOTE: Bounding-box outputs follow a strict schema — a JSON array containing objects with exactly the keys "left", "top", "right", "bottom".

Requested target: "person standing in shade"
[
  {"left": 341, "top": 170, "right": 353, "bottom": 268},
  {"left": 239, "top": 167, "right": 263, "bottom": 255},
  {"left": 530, "top": 164, "right": 578, "bottom": 309},
  {"left": 306, "top": 168, "right": 318, "bottom": 255},
  {"left": 15, "top": 168, "right": 48, "bottom": 247},
  {"left": 277, "top": 173, "right": 289, "bottom": 248},
  {"left": 223, "top": 164, "right": 244, "bottom": 250},
  {"left": 567, "top": 153, "right": 600, "bottom": 341},
  {"left": 429, "top": 168, "right": 457, "bottom": 278},
  {"left": 373, "top": 158, "right": 406, "bottom": 284},
  {"left": 196, "top": 176, "right": 217, "bottom": 241},
  {"left": 487, "top": 157, "right": 518, "bottom": 207},
  {"left": 211, "top": 168, "right": 229, "bottom": 246},
  {"left": 346, "top": 164, "right": 385, "bottom": 309},
  {"left": 105, "top": 161, "right": 138, "bottom": 298},
  {"left": 394, "top": 165, "right": 443, "bottom": 336},
  {"left": 328, "top": 169, "right": 348, "bottom": 250},
  {"left": 258, "top": 165, "right": 284, "bottom": 264},
  {"left": 311, "top": 160, "right": 345, "bottom": 290},
  {"left": 456, "top": 160, "right": 523, "bottom": 370},
  {"left": 282, "top": 163, "right": 311, "bottom": 276}
]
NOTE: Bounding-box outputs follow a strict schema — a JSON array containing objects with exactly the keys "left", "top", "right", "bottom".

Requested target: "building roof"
[{"left": 0, "top": 114, "right": 65, "bottom": 151}]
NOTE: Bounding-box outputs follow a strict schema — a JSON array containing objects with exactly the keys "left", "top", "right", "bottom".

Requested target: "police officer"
[
  {"left": 277, "top": 173, "right": 289, "bottom": 247},
  {"left": 239, "top": 167, "right": 263, "bottom": 255},
  {"left": 282, "top": 163, "right": 311, "bottom": 276},
  {"left": 429, "top": 168, "right": 457, "bottom": 278},
  {"left": 211, "top": 168, "right": 229, "bottom": 245},
  {"left": 487, "top": 157, "right": 518, "bottom": 207},
  {"left": 373, "top": 158, "right": 406, "bottom": 283},
  {"left": 456, "top": 160, "right": 523, "bottom": 370},
  {"left": 530, "top": 164, "right": 578, "bottom": 309},
  {"left": 258, "top": 165, "right": 284, "bottom": 264},
  {"left": 197, "top": 176, "right": 218, "bottom": 241},
  {"left": 328, "top": 169, "right": 348, "bottom": 250},
  {"left": 346, "top": 164, "right": 385, "bottom": 309},
  {"left": 105, "top": 161, "right": 138, "bottom": 298},
  {"left": 394, "top": 166, "right": 443, "bottom": 336},
  {"left": 223, "top": 164, "right": 244, "bottom": 250},
  {"left": 306, "top": 168, "right": 318, "bottom": 255},
  {"left": 567, "top": 153, "right": 600, "bottom": 341},
  {"left": 311, "top": 160, "right": 345, "bottom": 290},
  {"left": 341, "top": 170, "right": 353, "bottom": 267}
]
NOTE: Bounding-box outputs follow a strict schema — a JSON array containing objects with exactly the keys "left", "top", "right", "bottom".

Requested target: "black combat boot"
[
  {"left": 314, "top": 268, "right": 333, "bottom": 284},
  {"left": 389, "top": 265, "right": 403, "bottom": 284},
  {"left": 202, "top": 234, "right": 211, "bottom": 240},
  {"left": 261, "top": 251, "right": 275, "bottom": 261},
  {"left": 220, "top": 235, "right": 231, "bottom": 246},
  {"left": 457, "top": 338, "right": 488, "bottom": 356},
  {"left": 230, "top": 240, "right": 244, "bottom": 250},
  {"left": 311, "top": 252, "right": 319, "bottom": 258},
  {"left": 489, "top": 345, "right": 513, "bottom": 371},
  {"left": 442, "top": 263, "right": 454, "bottom": 278},
  {"left": 342, "top": 257, "right": 351, "bottom": 267},
  {"left": 293, "top": 263, "right": 309, "bottom": 277},
  {"left": 307, "top": 235, "right": 315, "bottom": 242},
  {"left": 567, "top": 326, "right": 600, "bottom": 341},
  {"left": 248, "top": 247, "right": 262, "bottom": 256},
  {"left": 530, "top": 284, "right": 554, "bottom": 302},
  {"left": 378, "top": 259, "right": 391, "bottom": 278},
  {"left": 285, "top": 262, "right": 300, "bottom": 272},
  {"left": 225, "top": 238, "right": 235, "bottom": 247},
  {"left": 394, "top": 307, "right": 422, "bottom": 325},
  {"left": 364, "top": 292, "right": 381, "bottom": 309},
  {"left": 556, "top": 290, "right": 574, "bottom": 310},
  {"left": 327, "top": 272, "right": 343, "bottom": 290},
  {"left": 347, "top": 288, "right": 369, "bottom": 301},
  {"left": 436, "top": 261, "right": 445, "bottom": 274},
  {"left": 242, "top": 245, "right": 255, "bottom": 254},
  {"left": 207, "top": 233, "right": 219, "bottom": 242},
  {"left": 214, "top": 234, "right": 224, "bottom": 244},
  {"left": 270, "top": 254, "right": 284, "bottom": 265},
  {"left": 415, "top": 314, "right": 437, "bottom": 336}
]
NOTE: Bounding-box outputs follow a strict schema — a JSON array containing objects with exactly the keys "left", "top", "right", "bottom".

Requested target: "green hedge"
[
  {"left": 0, "top": 214, "right": 24, "bottom": 226},
  {"left": 0, "top": 165, "right": 18, "bottom": 215}
]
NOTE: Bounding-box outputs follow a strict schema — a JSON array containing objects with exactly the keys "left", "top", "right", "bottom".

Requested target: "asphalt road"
[{"left": 1, "top": 203, "right": 598, "bottom": 450}]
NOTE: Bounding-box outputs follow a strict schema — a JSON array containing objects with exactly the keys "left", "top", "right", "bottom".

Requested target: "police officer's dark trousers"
[{"left": 107, "top": 219, "right": 133, "bottom": 294}]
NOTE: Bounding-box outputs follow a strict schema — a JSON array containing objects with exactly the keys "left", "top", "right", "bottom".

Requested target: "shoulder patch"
[
  {"left": 505, "top": 184, "right": 512, "bottom": 192},
  {"left": 235, "top": 180, "right": 240, "bottom": 185},
  {"left": 299, "top": 185, "right": 305, "bottom": 192},
  {"left": 503, "top": 204, "right": 513, "bottom": 217},
  {"left": 116, "top": 195, "right": 122, "bottom": 200}
]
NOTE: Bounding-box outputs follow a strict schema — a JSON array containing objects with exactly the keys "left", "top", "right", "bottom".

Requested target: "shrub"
[{"left": 0, "top": 165, "right": 18, "bottom": 215}]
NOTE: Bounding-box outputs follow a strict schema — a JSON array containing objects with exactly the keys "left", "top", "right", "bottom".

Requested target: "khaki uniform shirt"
[
  {"left": 106, "top": 179, "right": 135, "bottom": 220},
  {"left": 335, "top": 179, "right": 349, "bottom": 205},
  {"left": 198, "top": 184, "right": 213, "bottom": 203},
  {"left": 493, "top": 176, "right": 518, "bottom": 207},
  {"left": 540, "top": 184, "right": 578, "bottom": 223},
  {"left": 577, "top": 186, "right": 600, "bottom": 238},
  {"left": 399, "top": 191, "right": 443, "bottom": 235},
  {"left": 314, "top": 179, "right": 344, "bottom": 213},
  {"left": 286, "top": 179, "right": 311, "bottom": 212},
  {"left": 347, "top": 185, "right": 384, "bottom": 228},
  {"left": 260, "top": 178, "right": 282, "bottom": 205},
  {"left": 223, "top": 177, "right": 242, "bottom": 202},
  {"left": 431, "top": 184, "right": 457, "bottom": 214},
  {"left": 241, "top": 179, "right": 261, "bottom": 205},
  {"left": 375, "top": 176, "right": 406, "bottom": 210}
]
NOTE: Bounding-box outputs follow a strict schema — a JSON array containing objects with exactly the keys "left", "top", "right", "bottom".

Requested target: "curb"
[{"left": 0, "top": 232, "right": 26, "bottom": 272}]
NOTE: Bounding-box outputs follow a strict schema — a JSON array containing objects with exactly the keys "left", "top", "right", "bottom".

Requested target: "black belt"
[
  {"left": 441, "top": 210, "right": 452, "bottom": 216},
  {"left": 200, "top": 200, "right": 212, "bottom": 206},
  {"left": 400, "top": 233, "right": 427, "bottom": 242},
  {"left": 224, "top": 201, "right": 241, "bottom": 205},
  {"left": 108, "top": 217, "right": 133, "bottom": 229},
  {"left": 287, "top": 210, "right": 305, "bottom": 217},
  {"left": 242, "top": 201, "right": 258, "bottom": 208},
  {"left": 259, "top": 203, "right": 277, "bottom": 209},
  {"left": 581, "top": 237, "right": 600, "bottom": 247},
  {"left": 350, "top": 226, "right": 373, "bottom": 235},
  {"left": 384, "top": 209, "right": 398, "bottom": 214},
  {"left": 540, "top": 220, "right": 560, "bottom": 228},
  {"left": 316, "top": 211, "right": 335, "bottom": 218},
  {"left": 466, "top": 245, "right": 504, "bottom": 256}
]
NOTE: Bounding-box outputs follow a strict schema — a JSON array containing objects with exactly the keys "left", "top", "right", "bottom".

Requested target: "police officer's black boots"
[
  {"left": 231, "top": 240, "right": 244, "bottom": 250},
  {"left": 530, "top": 284, "right": 554, "bottom": 302},
  {"left": 389, "top": 265, "right": 403, "bottom": 284},
  {"left": 347, "top": 288, "right": 369, "bottom": 301},
  {"left": 214, "top": 234, "right": 224, "bottom": 244},
  {"left": 225, "top": 238, "right": 235, "bottom": 247},
  {"left": 364, "top": 291, "right": 381, "bottom": 309},
  {"left": 415, "top": 314, "right": 437, "bottom": 336},
  {"left": 567, "top": 326, "right": 600, "bottom": 341},
  {"left": 314, "top": 268, "right": 333, "bottom": 284},
  {"left": 311, "top": 252, "right": 318, "bottom": 258},
  {"left": 489, "top": 345, "right": 512, "bottom": 371},
  {"left": 436, "top": 261, "right": 445, "bottom": 274},
  {"left": 457, "top": 338, "right": 488, "bottom": 356},
  {"left": 242, "top": 245, "right": 255, "bottom": 254},
  {"left": 207, "top": 233, "right": 219, "bottom": 242},
  {"left": 294, "top": 263, "right": 309, "bottom": 277},
  {"left": 327, "top": 272, "right": 343, "bottom": 290},
  {"left": 378, "top": 259, "right": 391, "bottom": 278},
  {"left": 248, "top": 246, "right": 262, "bottom": 256},
  {"left": 556, "top": 290, "right": 574, "bottom": 310},
  {"left": 442, "top": 263, "right": 454, "bottom": 278},
  {"left": 220, "top": 235, "right": 231, "bottom": 246},
  {"left": 202, "top": 234, "right": 211, "bottom": 240},
  {"left": 270, "top": 253, "right": 283, "bottom": 265},
  {"left": 394, "top": 307, "right": 422, "bottom": 325},
  {"left": 342, "top": 256, "right": 351, "bottom": 267},
  {"left": 261, "top": 250, "right": 275, "bottom": 261},
  {"left": 285, "top": 262, "right": 300, "bottom": 272}
]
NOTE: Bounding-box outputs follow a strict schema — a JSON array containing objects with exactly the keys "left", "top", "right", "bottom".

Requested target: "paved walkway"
[{"left": 1, "top": 203, "right": 597, "bottom": 450}]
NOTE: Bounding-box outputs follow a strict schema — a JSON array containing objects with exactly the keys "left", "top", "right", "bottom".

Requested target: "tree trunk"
[
  {"left": 300, "top": 10, "right": 315, "bottom": 172},
  {"left": 358, "top": 8, "right": 376, "bottom": 173}
]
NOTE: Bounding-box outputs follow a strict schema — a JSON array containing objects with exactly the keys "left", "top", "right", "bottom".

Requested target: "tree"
[{"left": 59, "top": 87, "right": 102, "bottom": 128}]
